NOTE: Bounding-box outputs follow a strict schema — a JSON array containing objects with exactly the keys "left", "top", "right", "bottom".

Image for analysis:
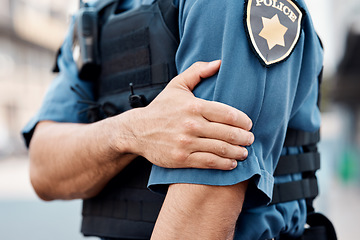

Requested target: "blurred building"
[
  {"left": 334, "top": 17, "right": 360, "bottom": 136},
  {"left": 0, "top": 0, "right": 76, "bottom": 157},
  {"left": 332, "top": 15, "right": 360, "bottom": 184}
]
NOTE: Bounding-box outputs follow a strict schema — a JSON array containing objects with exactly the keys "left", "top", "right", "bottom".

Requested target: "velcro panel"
[
  {"left": 102, "top": 45, "right": 150, "bottom": 77},
  {"left": 102, "top": 27, "right": 150, "bottom": 61}
]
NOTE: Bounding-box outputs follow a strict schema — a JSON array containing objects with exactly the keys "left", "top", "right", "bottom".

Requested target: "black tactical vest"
[
  {"left": 79, "top": 0, "right": 179, "bottom": 238},
  {"left": 74, "top": 0, "right": 322, "bottom": 239}
]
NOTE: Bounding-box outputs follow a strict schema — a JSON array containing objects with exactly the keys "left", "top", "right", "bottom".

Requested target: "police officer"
[{"left": 23, "top": 0, "right": 324, "bottom": 240}]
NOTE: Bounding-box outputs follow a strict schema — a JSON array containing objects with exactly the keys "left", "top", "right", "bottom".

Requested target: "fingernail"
[
  {"left": 248, "top": 120, "right": 253, "bottom": 130},
  {"left": 209, "top": 59, "right": 221, "bottom": 67},
  {"left": 243, "top": 149, "right": 248, "bottom": 159},
  {"left": 248, "top": 133, "right": 254, "bottom": 145},
  {"left": 232, "top": 160, "right": 238, "bottom": 169}
]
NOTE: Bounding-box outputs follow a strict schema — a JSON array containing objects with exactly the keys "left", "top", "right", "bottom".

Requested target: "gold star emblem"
[{"left": 259, "top": 14, "right": 288, "bottom": 50}]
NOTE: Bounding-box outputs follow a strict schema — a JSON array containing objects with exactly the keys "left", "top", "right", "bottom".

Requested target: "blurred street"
[{"left": 0, "top": 156, "right": 96, "bottom": 240}]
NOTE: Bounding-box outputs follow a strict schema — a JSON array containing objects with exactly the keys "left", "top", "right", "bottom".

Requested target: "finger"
[
  {"left": 193, "top": 138, "right": 249, "bottom": 160},
  {"left": 198, "top": 99, "right": 253, "bottom": 131},
  {"left": 186, "top": 152, "right": 238, "bottom": 171},
  {"left": 171, "top": 60, "right": 221, "bottom": 91},
  {"left": 196, "top": 121, "right": 254, "bottom": 146}
]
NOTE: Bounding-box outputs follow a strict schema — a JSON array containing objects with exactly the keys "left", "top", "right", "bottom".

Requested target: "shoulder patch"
[{"left": 244, "top": 0, "right": 304, "bottom": 66}]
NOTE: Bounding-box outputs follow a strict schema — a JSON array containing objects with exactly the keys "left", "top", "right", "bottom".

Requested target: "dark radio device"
[{"left": 72, "top": 3, "right": 100, "bottom": 81}]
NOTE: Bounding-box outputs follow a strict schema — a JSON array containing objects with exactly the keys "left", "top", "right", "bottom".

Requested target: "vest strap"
[
  {"left": 157, "top": 0, "right": 179, "bottom": 41},
  {"left": 279, "top": 212, "right": 337, "bottom": 240},
  {"left": 274, "top": 152, "right": 320, "bottom": 176},
  {"left": 284, "top": 129, "right": 320, "bottom": 147},
  {"left": 99, "top": 62, "right": 172, "bottom": 96},
  {"left": 271, "top": 178, "right": 318, "bottom": 204}
]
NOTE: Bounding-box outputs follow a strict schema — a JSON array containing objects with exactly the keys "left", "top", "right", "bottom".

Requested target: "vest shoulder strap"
[{"left": 157, "top": 0, "right": 179, "bottom": 41}]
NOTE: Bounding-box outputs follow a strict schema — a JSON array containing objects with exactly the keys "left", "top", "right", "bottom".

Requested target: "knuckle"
[
  {"left": 171, "top": 149, "right": 188, "bottom": 163},
  {"left": 206, "top": 157, "right": 217, "bottom": 168},
  {"left": 177, "top": 134, "right": 193, "bottom": 147},
  {"left": 227, "top": 129, "right": 238, "bottom": 143},
  {"left": 225, "top": 110, "right": 238, "bottom": 125},
  {"left": 183, "top": 119, "right": 199, "bottom": 133},
  {"left": 218, "top": 145, "right": 228, "bottom": 156},
  {"left": 185, "top": 101, "right": 202, "bottom": 115}
]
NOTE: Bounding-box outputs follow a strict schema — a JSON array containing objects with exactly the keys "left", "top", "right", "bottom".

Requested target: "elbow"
[
  {"left": 31, "top": 184, "right": 54, "bottom": 202},
  {"left": 29, "top": 160, "right": 55, "bottom": 201},
  {"left": 28, "top": 142, "right": 53, "bottom": 201},
  {"left": 30, "top": 174, "right": 54, "bottom": 201},
  {"left": 29, "top": 157, "right": 100, "bottom": 201},
  {"left": 28, "top": 130, "right": 62, "bottom": 201}
]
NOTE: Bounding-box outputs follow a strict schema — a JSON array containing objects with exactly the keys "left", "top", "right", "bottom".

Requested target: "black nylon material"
[
  {"left": 274, "top": 152, "right": 320, "bottom": 176},
  {"left": 272, "top": 178, "right": 319, "bottom": 204},
  {"left": 284, "top": 129, "right": 320, "bottom": 147},
  {"left": 81, "top": 0, "right": 179, "bottom": 238}
]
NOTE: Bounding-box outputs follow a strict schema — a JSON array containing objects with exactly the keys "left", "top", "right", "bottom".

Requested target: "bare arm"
[
  {"left": 29, "top": 61, "right": 254, "bottom": 201},
  {"left": 29, "top": 118, "right": 136, "bottom": 201},
  {"left": 151, "top": 181, "right": 248, "bottom": 240}
]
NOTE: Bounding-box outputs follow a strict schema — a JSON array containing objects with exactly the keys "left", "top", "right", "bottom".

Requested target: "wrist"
[{"left": 105, "top": 108, "right": 143, "bottom": 156}]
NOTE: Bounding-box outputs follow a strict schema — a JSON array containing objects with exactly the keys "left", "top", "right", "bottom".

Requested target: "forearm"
[
  {"left": 28, "top": 61, "right": 254, "bottom": 201},
  {"left": 151, "top": 181, "right": 248, "bottom": 240},
  {"left": 29, "top": 112, "right": 137, "bottom": 201}
]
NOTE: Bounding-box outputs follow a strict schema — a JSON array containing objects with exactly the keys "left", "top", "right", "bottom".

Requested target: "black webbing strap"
[
  {"left": 271, "top": 128, "right": 321, "bottom": 204},
  {"left": 274, "top": 152, "right": 320, "bottom": 176},
  {"left": 284, "top": 129, "right": 320, "bottom": 147},
  {"left": 271, "top": 178, "right": 318, "bottom": 204},
  {"left": 100, "top": 66, "right": 151, "bottom": 95},
  {"left": 280, "top": 227, "right": 329, "bottom": 240},
  {"left": 157, "top": 0, "right": 180, "bottom": 42},
  {"left": 279, "top": 213, "right": 337, "bottom": 240},
  {"left": 304, "top": 212, "right": 337, "bottom": 240},
  {"left": 99, "top": 62, "right": 171, "bottom": 96}
]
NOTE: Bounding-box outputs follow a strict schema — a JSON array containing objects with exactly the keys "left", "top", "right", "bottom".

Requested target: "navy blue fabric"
[{"left": 22, "top": 0, "right": 323, "bottom": 239}]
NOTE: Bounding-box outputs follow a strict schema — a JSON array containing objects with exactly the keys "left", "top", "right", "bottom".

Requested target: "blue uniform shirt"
[
  {"left": 148, "top": 0, "right": 322, "bottom": 239},
  {"left": 22, "top": 0, "right": 323, "bottom": 239}
]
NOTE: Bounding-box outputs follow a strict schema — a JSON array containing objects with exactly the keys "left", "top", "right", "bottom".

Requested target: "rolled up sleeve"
[{"left": 22, "top": 16, "right": 94, "bottom": 147}]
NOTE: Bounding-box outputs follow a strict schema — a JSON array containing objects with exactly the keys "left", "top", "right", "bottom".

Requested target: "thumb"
[{"left": 171, "top": 60, "right": 221, "bottom": 91}]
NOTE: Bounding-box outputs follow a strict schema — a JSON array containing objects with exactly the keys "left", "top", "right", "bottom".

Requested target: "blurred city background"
[{"left": 0, "top": 0, "right": 360, "bottom": 239}]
